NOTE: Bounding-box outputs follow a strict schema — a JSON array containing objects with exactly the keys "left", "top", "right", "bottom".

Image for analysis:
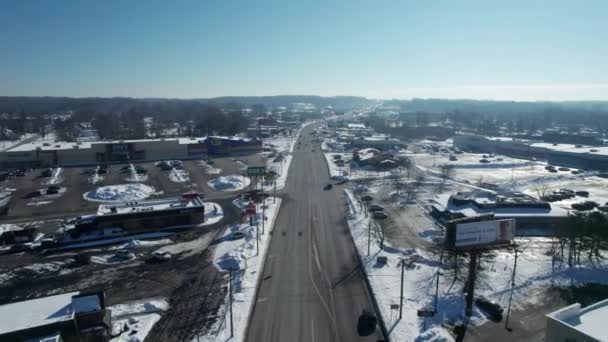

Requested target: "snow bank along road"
[{"left": 246, "top": 124, "right": 382, "bottom": 341}]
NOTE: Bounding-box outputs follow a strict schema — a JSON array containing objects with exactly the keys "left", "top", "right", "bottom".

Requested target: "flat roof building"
[
  {"left": 546, "top": 298, "right": 608, "bottom": 342},
  {"left": 0, "top": 136, "right": 262, "bottom": 169},
  {"left": 0, "top": 291, "right": 111, "bottom": 342}
]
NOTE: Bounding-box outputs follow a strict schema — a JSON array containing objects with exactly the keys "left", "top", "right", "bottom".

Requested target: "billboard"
[{"left": 447, "top": 218, "right": 515, "bottom": 249}]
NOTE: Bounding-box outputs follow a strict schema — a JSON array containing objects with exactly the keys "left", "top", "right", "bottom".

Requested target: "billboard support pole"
[
  {"left": 505, "top": 246, "right": 520, "bottom": 331},
  {"left": 465, "top": 250, "right": 478, "bottom": 316}
]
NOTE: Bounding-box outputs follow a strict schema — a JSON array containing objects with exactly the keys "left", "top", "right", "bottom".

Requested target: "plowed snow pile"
[
  {"left": 83, "top": 183, "right": 158, "bottom": 202},
  {"left": 207, "top": 175, "right": 250, "bottom": 191}
]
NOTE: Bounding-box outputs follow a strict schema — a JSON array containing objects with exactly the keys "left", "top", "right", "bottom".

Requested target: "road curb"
[{"left": 341, "top": 205, "right": 390, "bottom": 342}]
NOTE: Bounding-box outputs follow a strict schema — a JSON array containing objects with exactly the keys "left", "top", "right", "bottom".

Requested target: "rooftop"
[
  {"left": 97, "top": 195, "right": 204, "bottom": 215},
  {"left": 0, "top": 291, "right": 79, "bottom": 335},
  {"left": 548, "top": 298, "right": 608, "bottom": 341}
]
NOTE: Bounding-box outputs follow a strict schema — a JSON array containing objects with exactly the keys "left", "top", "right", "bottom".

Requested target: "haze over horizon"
[{"left": 2, "top": 0, "right": 607, "bottom": 101}]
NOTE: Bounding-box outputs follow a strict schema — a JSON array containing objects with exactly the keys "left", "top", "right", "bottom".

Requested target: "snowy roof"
[
  {"left": 5, "top": 135, "right": 256, "bottom": 153},
  {"left": 97, "top": 195, "right": 204, "bottom": 215},
  {"left": 531, "top": 142, "right": 608, "bottom": 156},
  {"left": 547, "top": 298, "right": 608, "bottom": 340},
  {"left": 0, "top": 291, "right": 80, "bottom": 335}
]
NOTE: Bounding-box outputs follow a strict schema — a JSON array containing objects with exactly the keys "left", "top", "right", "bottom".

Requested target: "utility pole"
[
  {"left": 256, "top": 223, "right": 259, "bottom": 256},
  {"left": 505, "top": 247, "right": 520, "bottom": 331},
  {"left": 367, "top": 218, "right": 371, "bottom": 256},
  {"left": 399, "top": 258, "right": 405, "bottom": 320},
  {"left": 229, "top": 270, "right": 234, "bottom": 338},
  {"left": 262, "top": 198, "right": 266, "bottom": 234},
  {"left": 273, "top": 175, "right": 276, "bottom": 203}
]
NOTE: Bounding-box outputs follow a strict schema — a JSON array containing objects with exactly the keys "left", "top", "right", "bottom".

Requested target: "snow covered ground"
[
  {"left": 83, "top": 183, "right": 160, "bottom": 202},
  {"left": 203, "top": 202, "right": 224, "bottom": 226},
  {"left": 343, "top": 188, "right": 608, "bottom": 341},
  {"left": 207, "top": 175, "right": 250, "bottom": 192},
  {"left": 110, "top": 298, "right": 169, "bottom": 342},
  {"left": 195, "top": 197, "right": 282, "bottom": 342}
]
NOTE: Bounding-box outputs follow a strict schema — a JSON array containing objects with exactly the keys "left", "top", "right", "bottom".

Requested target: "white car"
[{"left": 115, "top": 249, "right": 135, "bottom": 260}]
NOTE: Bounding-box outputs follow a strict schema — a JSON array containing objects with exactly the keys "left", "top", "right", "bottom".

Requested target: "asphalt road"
[{"left": 246, "top": 125, "right": 383, "bottom": 342}]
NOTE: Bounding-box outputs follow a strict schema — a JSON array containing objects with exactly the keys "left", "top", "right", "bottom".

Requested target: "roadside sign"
[
  {"left": 417, "top": 309, "right": 435, "bottom": 317},
  {"left": 390, "top": 304, "right": 399, "bottom": 310},
  {"left": 247, "top": 166, "right": 266, "bottom": 177}
]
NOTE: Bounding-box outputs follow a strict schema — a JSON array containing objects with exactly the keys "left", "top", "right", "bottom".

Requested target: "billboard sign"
[{"left": 448, "top": 218, "right": 516, "bottom": 249}]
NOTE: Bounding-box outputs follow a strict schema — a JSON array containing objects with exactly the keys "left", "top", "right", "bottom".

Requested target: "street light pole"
[
  {"left": 399, "top": 258, "right": 405, "bottom": 320},
  {"left": 229, "top": 270, "right": 234, "bottom": 338}
]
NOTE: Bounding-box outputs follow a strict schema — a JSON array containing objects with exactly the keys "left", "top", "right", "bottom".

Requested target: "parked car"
[
  {"left": 40, "top": 168, "right": 53, "bottom": 177},
  {"left": 479, "top": 159, "right": 490, "bottom": 163},
  {"left": 46, "top": 186, "right": 59, "bottom": 195},
  {"left": 25, "top": 190, "right": 42, "bottom": 198},
  {"left": 475, "top": 296, "right": 503, "bottom": 321},
  {"left": 368, "top": 204, "right": 384, "bottom": 212},
  {"left": 324, "top": 184, "right": 333, "bottom": 190},
  {"left": 15, "top": 169, "right": 26, "bottom": 177},
  {"left": 372, "top": 211, "right": 388, "bottom": 220},
  {"left": 558, "top": 167, "right": 570, "bottom": 171},
  {"left": 150, "top": 251, "right": 172, "bottom": 262},
  {"left": 575, "top": 190, "right": 589, "bottom": 197},
  {"left": 115, "top": 249, "right": 135, "bottom": 260},
  {"left": 231, "top": 231, "right": 245, "bottom": 240},
  {"left": 97, "top": 168, "right": 107, "bottom": 174}
]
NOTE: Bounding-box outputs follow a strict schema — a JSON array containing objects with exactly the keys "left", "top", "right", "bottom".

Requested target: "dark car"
[
  {"left": 372, "top": 211, "right": 388, "bottom": 220},
  {"left": 368, "top": 204, "right": 384, "bottom": 212},
  {"left": 324, "top": 184, "right": 333, "bottom": 190},
  {"left": 46, "top": 186, "right": 60, "bottom": 194},
  {"left": 475, "top": 297, "right": 503, "bottom": 321},
  {"left": 26, "top": 190, "right": 42, "bottom": 198},
  {"left": 40, "top": 168, "right": 53, "bottom": 177},
  {"left": 336, "top": 179, "right": 348, "bottom": 185},
  {"left": 206, "top": 160, "right": 215, "bottom": 165},
  {"left": 15, "top": 168, "right": 26, "bottom": 176},
  {"left": 97, "top": 168, "right": 107, "bottom": 174},
  {"left": 357, "top": 310, "right": 377, "bottom": 336}
]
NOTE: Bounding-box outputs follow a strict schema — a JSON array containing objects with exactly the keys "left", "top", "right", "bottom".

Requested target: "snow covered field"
[
  {"left": 344, "top": 188, "right": 608, "bottom": 341},
  {"left": 83, "top": 183, "right": 160, "bottom": 202},
  {"left": 207, "top": 175, "right": 250, "bottom": 192},
  {"left": 195, "top": 197, "right": 282, "bottom": 342},
  {"left": 110, "top": 298, "right": 169, "bottom": 342}
]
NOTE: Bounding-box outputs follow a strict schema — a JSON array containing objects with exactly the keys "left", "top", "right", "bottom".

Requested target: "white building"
[{"left": 545, "top": 298, "right": 608, "bottom": 342}]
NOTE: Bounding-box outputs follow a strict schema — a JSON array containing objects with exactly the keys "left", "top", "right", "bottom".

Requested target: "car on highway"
[
  {"left": 475, "top": 296, "right": 503, "bottom": 321},
  {"left": 323, "top": 184, "right": 333, "bottom": 190}
]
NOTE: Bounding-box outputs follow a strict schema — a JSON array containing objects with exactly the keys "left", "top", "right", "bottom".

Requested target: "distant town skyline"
[{"left": 1, "top": 0, "right": 607, "bottom": 100}]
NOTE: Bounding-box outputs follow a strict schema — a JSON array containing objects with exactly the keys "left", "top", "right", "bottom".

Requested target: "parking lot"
[{"left": 0, "top": 155, "right": 266, "bottom": 222}]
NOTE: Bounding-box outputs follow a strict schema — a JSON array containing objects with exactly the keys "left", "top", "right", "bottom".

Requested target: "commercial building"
[
  {"left": 351, "top": 135, "right": 406, "bottom": 150},
  {"left": 454, "top": 134, "right": 608, "bottom": 170},
  {"left": 430, "top": 190, "right": 568, "bottom": 231},
  {"left": 67, "top": 193, "right": 205, "bottom": 239},
  {"left": 0, "top": 291, "right": 111, "bottom": 342},
  {"left": 545, "top": 298, "right": 608, "bottom": 342},
  {"left": 0, "top": 136, "right": 263, "bottom": 168}
]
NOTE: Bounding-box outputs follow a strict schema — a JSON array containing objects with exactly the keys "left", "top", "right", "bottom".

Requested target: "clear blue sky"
[{"left": 1, "top": 0, "right": 607, "bottom": 100}]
